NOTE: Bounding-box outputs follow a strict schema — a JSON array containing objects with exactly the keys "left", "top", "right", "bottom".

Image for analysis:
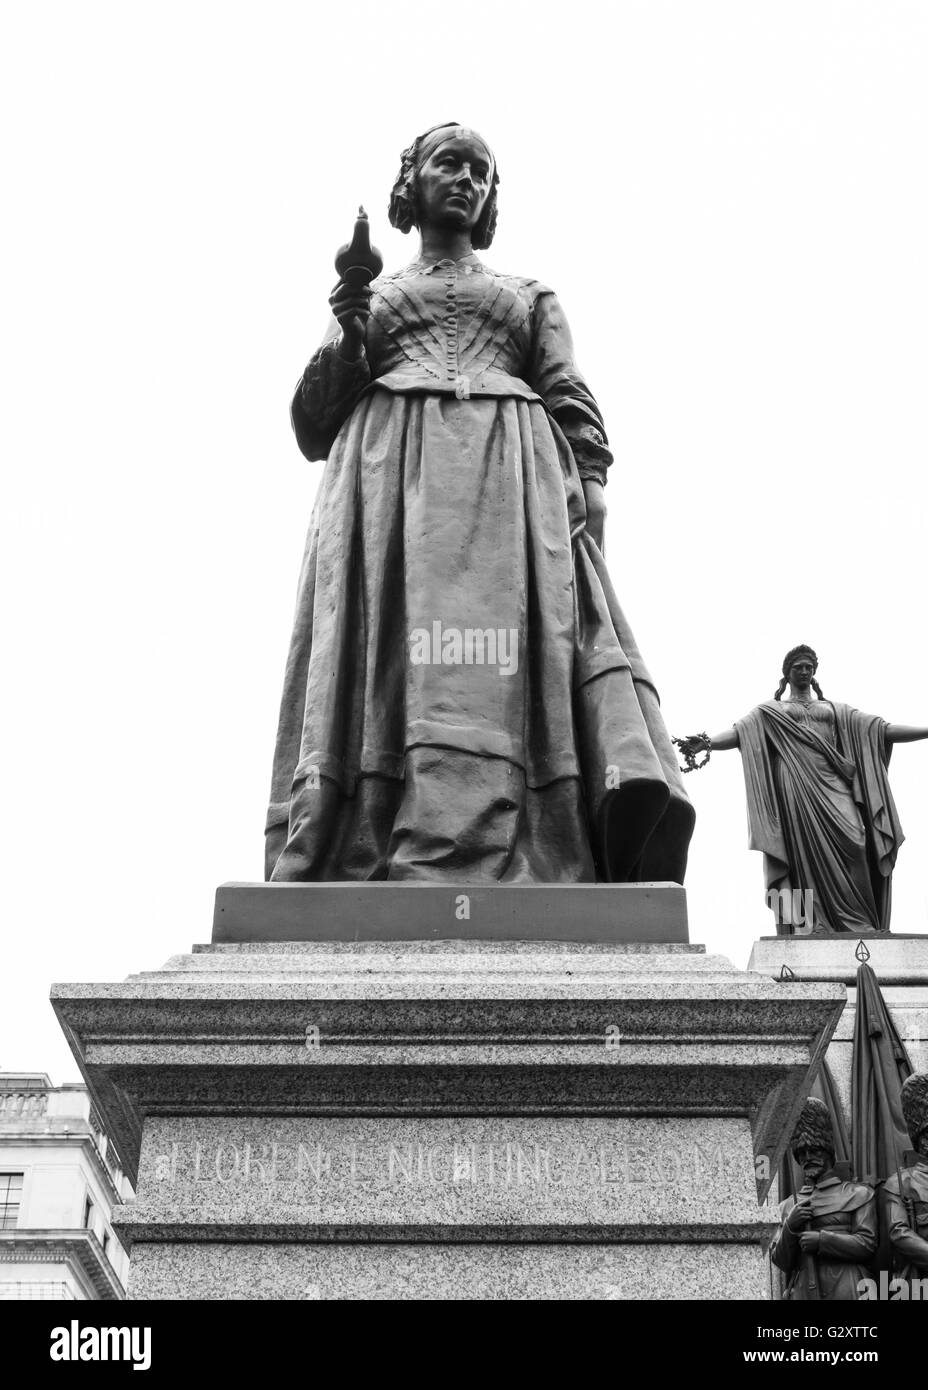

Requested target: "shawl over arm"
[{"left": 526, "top": 289, "right": 613, "bottom": 487}]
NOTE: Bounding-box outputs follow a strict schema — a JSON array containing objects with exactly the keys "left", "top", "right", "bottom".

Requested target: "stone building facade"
[{"left": 0, "top": 1073, "right": 133, "bottom": 1299}]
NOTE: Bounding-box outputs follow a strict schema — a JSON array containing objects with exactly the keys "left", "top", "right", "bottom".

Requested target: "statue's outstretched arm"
[
  {"left": 676, "top": 729, "right": 738, "bottom": 758},
  {"left": 885, "top": 724, "right": 928, "bottom": 745},
  {"left": 672, "top": 727, "right": 738, "bottom": 773}
]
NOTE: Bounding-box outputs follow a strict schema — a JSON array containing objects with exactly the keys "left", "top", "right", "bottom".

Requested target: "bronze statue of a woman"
[
  {"left": 678, "top": 645, "right": 928, "bottom": 934},
  {"left": 265, "top": 123, "right": 693, "bottom": 884}
]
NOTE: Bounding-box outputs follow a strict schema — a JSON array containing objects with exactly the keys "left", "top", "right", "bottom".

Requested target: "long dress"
[
  {"left": 265, "top": 251, "right": 693, "bottom": 883},
  {"left": 734, "top": 699, "right": 904, "bottom": 933}
]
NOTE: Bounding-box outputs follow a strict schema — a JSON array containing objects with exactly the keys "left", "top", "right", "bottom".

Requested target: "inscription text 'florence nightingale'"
[{"left": 151, "top": 1138, "right": 737, "bottom": 1188}]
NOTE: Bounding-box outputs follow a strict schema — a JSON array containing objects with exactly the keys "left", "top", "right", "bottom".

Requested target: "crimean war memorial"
[{"left": 51, "top": 125, "right": 928, "bottom": 1301}]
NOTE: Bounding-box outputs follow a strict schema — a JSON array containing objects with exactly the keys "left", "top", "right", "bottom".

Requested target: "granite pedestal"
[
  {"left": 51, "top": 886, "right": 845, "bottom": 1300},
  {"left": 748, "top": 934, "right": 928, "bottom": 1119}
]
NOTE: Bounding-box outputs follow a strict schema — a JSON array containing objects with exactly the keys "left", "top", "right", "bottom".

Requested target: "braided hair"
[
  {"left": 774, "top": 644, "right": 826, "bottom": 700},
  {"left": 388, "top": 123, "right": 500, "bottom": 251}
]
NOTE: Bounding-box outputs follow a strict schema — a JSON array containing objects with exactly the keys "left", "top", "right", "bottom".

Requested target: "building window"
[
  {"left": 0, "top": 1173, "right": 23, "bottom": 1230},
  {"left": 102, "top": 1232, "right": 110, "bottom": 1258},
  {"left": 0, "top": 1282, "right": 75, "bottom": 1300},
  {"left": 82, "top": 1195, "right": 94, "bottom": 1230}
]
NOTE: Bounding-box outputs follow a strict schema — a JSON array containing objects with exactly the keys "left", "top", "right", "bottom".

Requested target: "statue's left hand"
[
  {"left": 798, "top": 1232, "right": 821, "bottom": 1252},
  {"left": 676, "top": 734, "right": 710, "bottom": 760},
  {"left": 583, "top": 479, "right": 606, "bottom": 551}
]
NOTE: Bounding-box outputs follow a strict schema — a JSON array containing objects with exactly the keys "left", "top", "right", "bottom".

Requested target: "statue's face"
[
  {"left": 416, "top": 134, "right": 493, "bottom": 234},
  {"left": 788, "top": 657, "right": 815, "bottom": 691},
  {"left": 794, "top": 1144, "right": 831, "bottom": 1184}
]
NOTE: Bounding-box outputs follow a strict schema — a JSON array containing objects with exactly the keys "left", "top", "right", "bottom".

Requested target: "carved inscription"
[{"left": 150, "top": 1137, "right": 741, "bottom": 1189}]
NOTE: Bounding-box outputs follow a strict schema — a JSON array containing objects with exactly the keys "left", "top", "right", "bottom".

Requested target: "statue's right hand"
[
  {"left": 786, "top": 1197, "right": 812, "bottom": 1232},
  {"left": 329, "top": 278, "right": 371, "bottom": 358},
  {"left": 676, "top": 734, "right": 709, "bottom": 759}
]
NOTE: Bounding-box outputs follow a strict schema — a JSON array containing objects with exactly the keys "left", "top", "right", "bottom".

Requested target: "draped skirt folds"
[
  {"left": 735, "top": 702, "right": 903, "bottom": 934},
  {"left": 772, "top": 746, "right": 881, "bottom": 933},
  {"left": 266, "top": 387, "right": 693, "bottom": 883}
]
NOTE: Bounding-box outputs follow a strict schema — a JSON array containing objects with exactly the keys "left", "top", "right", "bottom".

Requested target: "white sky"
[{"left": 2, "top": 1, "right": 927, "bottom": 1082}]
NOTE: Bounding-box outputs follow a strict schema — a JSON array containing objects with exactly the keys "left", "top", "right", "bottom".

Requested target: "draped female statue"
[
  {"left": 678, "top": 646, "right": 928, "bottom": 934},
  {"left": 266, "top": 123, "right": 693, "bottom": 884}
]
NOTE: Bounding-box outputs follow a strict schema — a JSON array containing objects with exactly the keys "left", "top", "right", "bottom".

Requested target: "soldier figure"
[
  {"left": 884, "top": 1073, "right": 928, "bottom": 1290},
  {"left": 771, "top": 1097, "right": 877, "bottom": 1299}
]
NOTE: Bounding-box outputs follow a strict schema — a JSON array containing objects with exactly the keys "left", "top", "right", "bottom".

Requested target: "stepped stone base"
[{"left": 51, "top": 893, "right": 846, "bottom": 1300}]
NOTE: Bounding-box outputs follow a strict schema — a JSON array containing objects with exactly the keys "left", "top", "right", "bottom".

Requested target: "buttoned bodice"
[
  {"left": 365, "top": 255, "right": 546, "bottom": 400},
  {"left": 293, "top": 254, "right": 613, "bottom": 481}
]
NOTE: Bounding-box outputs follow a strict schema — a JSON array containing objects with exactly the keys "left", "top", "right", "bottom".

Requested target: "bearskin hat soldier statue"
[
  {"left": 771, "top": 1098, "right": 877, "bottom": 1299},
  {"left": 884, "top": 1073, "right": 928, "bottom": 1289}
]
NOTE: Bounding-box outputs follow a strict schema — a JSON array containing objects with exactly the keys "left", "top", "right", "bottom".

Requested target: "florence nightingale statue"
[{"left": 266, "top": 122, "right": 694, "bottom": 884}]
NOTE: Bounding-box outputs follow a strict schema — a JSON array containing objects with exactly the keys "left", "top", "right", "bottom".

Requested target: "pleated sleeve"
[
  {"left": 291, "top": 320, "right": 371, "bottom": 462},
  {"left": 526, "top": 289, "right": 613, "bottom": 486}
]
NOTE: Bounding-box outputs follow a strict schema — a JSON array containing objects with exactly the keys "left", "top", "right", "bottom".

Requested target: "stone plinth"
[
  {"left": 51, "top": 923, "right": 845, "bottom": 1300},
  {"left": 212, "top": 881, "right": 689, "bottom": 944},
  {"left": 748, "top": 934, "right": 928, "bottom": 1121}
]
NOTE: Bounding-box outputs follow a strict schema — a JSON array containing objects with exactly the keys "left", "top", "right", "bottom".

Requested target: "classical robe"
[
  {"left": 265, "top": 253, "right": 693, "bottom": 882},
  {"left": 734, "top": 701, "right": 904, "bottom": 934},
  {"left": 771, "top": 1172, "right": 878, "bottom": 1300}
]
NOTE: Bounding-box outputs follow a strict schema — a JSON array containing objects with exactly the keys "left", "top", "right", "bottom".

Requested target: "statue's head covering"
[
  {"left": 790, "top": 1097, "right": 835, "bottom": 1156},
  {"left": 388, "top": 122, "right": 500, "bottom": 250},
  {"left": 412, "top": 122, "right": 494, "bottom": 173},
  {"left": 901, "top": 1073, "right": 928, "bottom": 1147}
]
